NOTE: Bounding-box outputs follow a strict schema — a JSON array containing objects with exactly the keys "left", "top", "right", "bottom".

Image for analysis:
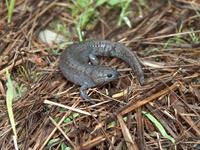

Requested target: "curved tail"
[{"left": 86, "top": 40, "right": 145, "bottom": 85}]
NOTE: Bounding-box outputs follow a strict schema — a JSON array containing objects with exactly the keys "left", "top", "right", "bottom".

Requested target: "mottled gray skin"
[{"left": 59, "top": 40, "right": 144, "bottom": 103}]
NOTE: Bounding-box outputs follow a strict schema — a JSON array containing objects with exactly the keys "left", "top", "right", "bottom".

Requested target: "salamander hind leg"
[
  {"left": 89, "top": 54, "right": 99, "bottom": 65},
  {"left": 80, "top": 85, "right": 95, "bottom": 104}
]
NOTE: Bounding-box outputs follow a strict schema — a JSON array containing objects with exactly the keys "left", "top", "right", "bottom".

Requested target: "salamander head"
[{"left": 91, "top": 66, "right": 119, "bottom": 85}]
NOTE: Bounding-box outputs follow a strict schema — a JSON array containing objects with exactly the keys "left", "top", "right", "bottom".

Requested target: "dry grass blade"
[
  {"left": 49, "top": 116, "right": 76, "bottom": 148},
  {"left": 119, "top": 82, "right": 179, "bottom": 115},
  {"left": 76, "top": 131, "right": 117, "bottom": 149},
  {"left": 117, "top": 114, "right": 139, "bottom": 150},
  {"left": 44, "top": 99, "right": 97, "bottom": 117}
]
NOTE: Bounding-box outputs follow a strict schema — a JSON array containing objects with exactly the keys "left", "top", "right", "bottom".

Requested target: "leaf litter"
[{"left": 0, "top": 0, "right": 200, "bottom": 149}]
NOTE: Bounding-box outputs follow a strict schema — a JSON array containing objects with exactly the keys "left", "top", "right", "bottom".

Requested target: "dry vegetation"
[{"left": 0, "top": 0, "right": 200, "bottom": 149}]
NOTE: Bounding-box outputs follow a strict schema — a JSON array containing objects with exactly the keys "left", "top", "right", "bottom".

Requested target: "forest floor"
[{"left": 0, "top": 0, "right": 200, "bottom": 149}]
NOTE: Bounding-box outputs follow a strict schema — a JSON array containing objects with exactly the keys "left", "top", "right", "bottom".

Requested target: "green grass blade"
[
  {"left": 96, "top": 0, "right": 107, "bottom": 6},
  {"left": 142, "top": 111, "right": 175, "bottom": 144},
  {"left": 118, "top": 0, "right": 131, "bottom": 27},
  {"left": 5, "top": 0, "right": 15, "bottom": 23},
  {"left": 6, "top": 69, "right": 17, "bottom": 138}
]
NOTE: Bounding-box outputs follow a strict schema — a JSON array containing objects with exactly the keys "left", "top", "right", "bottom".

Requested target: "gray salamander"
[{"left": 59, "top": 40, "right": 144, "bottom": 103}]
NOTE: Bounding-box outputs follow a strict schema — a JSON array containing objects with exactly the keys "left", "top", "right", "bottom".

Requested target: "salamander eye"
[{"left": 107, "top": 73, "right": 113, "bottom": 78}]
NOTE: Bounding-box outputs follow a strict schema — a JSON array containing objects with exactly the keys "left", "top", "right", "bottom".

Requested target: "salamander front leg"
[
  {"left": 89, "top": 54, "right": 99, "bottom": 65},
  {"left": 80, "top": 85, "right": 95, "bottom": 104}
]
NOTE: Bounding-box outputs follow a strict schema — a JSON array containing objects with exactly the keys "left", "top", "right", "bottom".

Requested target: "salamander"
[{"left": 59, "top": 40, "right": 144, "bottom": 103}]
